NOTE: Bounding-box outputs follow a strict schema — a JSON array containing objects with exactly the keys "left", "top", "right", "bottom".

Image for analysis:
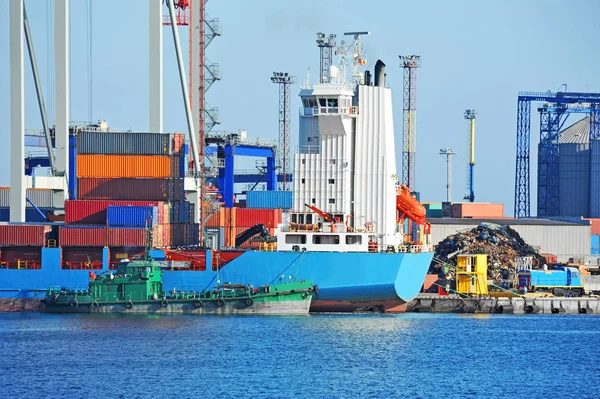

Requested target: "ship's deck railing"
[
  {"left": 61, "top": 262, "right": 103, "bottom": 271},
  {"left": 368, "top": 244, "right": 434, "bottom": 254},
  {"left": 0, "top": 260, "right": 42, "bottom": 270}
]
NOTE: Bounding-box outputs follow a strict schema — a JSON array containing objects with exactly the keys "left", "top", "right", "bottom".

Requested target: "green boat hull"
[{"left": 44, "top": 291, "right": 312, "bottom": 315}]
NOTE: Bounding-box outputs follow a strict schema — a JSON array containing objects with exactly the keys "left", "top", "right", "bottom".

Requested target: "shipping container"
[
  {"left": 65, "top": 200, "right": 160, "bottom": 224},
  {"left": 584, "top": 218, "right": 600, "bottom": 235},
  {"left": 0, "top": 224, "right": 51, "bottom": 247},
  {"left": 592, "top": 235, "right": 600, "bottom": 250},
  {"left": 62, "top": 247, "right": 104, "bottom": 262},
  {"left": 246, "top": 191, "right": 292, "bottom": 209},
  {"left": 77, "top": 132, "right": 171, "bottom": 155},
  {"left": 0, "top": 207, "right": 52, "bottom": 223},
  {"left": 451, "top": 203, "right": 504, "bottom": 218},
  {"left": 109, "top": 247, "right": 145, "bottom": 269},
  {"left": 0, "top": 187, "right": 55, "bottom": 208},
  {"left": 77, "top": 154, "right": 178, "bottom": 178},
  {"left": 206, "top": 207, "right": 237, "bottom": 228},
  {"left": 106, "top": 205, "right": 157, "bottom": 227},
  {"left": 171, "top": 223, "right": 200, "bottom": 246},
  {"left": 77, "top": 178, "right": 185, "bottom": 201},
  {"left": 236, "top": 208, "right": 282, "bottom": 228},
  {"left": 539, "top": 253, "right": 558, "bottom": 264},
  {"left": 59, "top": 226, "right": 107, "bottom": 247},
  {"left": 107, "top": 227, "right": 147, "bottom": 247}
]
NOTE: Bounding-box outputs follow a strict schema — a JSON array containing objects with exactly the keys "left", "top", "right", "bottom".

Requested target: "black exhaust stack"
[{"left": 374, "top": 59, "right": 386, "bottom": 87}]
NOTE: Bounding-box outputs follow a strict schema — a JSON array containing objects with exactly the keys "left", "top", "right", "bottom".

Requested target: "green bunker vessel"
[{"left": 42, "top": 257, "right": 316, "bottom": 315}]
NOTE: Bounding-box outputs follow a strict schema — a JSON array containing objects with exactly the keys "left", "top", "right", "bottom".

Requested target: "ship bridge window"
[
  {"left": 291, "top": 214, "right": 298, "bottom": 223},
  {"left": 319, "top": 98, "right": 327, "bottom": 107},
  {"left": 313, "top": 235, "right": 340, "bottom": 245},
  {"left": 346, "top": 235, "right": 363, "bottom": 245},
  {"left": 327, "top": 98, "right": 338, "bottom": 107},
  {"left": 306, "top": 214, "right": 313, "bottom": 224},
  {"left": 285, "top": 234, "right": 307, "bottom": 244}
]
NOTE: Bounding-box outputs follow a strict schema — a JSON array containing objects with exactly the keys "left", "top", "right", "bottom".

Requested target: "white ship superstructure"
[{"left": 286, "top": 50, "right": 401, "bottom": 249}]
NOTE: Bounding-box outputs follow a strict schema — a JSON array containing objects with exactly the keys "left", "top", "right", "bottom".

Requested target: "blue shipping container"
[
  {"left": 0, "top": 207, "right": 51, "bottom": 223},
  {"left": 592, "top": 234, "right": 600, "bottom": 250},
  {"left": 106, "top": 206, "right": 157, "bottom": 227},
  {"left": 246, "top": 191, "right": 292, "bottom": 209},
  {"left": 179, "top": 155, "right": 186, "bottom": 178}
]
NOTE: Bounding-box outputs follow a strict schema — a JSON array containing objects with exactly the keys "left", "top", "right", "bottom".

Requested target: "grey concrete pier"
[{"left": 407, "top": 294, "right": 600, "bottom": 314}]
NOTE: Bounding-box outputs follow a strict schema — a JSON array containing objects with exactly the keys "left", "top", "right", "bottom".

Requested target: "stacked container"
[
  {"left": 0, "top": 187, "right": 56, "bottom": 222},
  {"left": 59, "top": 131, "right": 199, "bottom": 251},
  {"left": 206, "top": 208, "right": 282, "bottom": 249}
]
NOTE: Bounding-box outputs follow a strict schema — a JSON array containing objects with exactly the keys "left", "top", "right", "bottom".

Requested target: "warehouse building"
[{"left": 430, "top": 218, "right": 591, "bottom": 263}]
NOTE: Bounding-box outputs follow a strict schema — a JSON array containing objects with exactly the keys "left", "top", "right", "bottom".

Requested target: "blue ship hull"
[{"left": 0, "top": 248, "right": 432, "bottom": 312}]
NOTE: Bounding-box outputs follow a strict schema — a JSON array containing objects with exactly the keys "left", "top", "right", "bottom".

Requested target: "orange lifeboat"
[{"left": 396, "top": 184, "right": 426, "bottom": 220}]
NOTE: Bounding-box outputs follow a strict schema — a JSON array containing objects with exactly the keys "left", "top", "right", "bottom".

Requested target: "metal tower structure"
[
  {"left": 514, "top": 91, "right": 600, "bottom": 218},
  {"left": 439, "top": 148, "right": 456, "bottom": 203},
  {"left": 400, "top": 55, "right": 421, "bottom": 192},
  {"left": 162, "top": 0, "right": 222, "bottom": 242},
  {"left": 271, "top": 72, "right": 296, "bottom": 191},
  {"left": 316, "top": 32, "right": 336, "bottom": 84},
  {"left": 464, "top": 109, "right": 476, "bottom": 202}
]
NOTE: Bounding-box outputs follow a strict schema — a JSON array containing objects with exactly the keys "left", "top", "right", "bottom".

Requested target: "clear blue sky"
[{"left": 1, "top": 0, "right": 599, "bottom": 216}]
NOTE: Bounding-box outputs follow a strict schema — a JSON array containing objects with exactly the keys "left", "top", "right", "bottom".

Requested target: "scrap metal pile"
[{"left": 432, "top": 223, "right": 546, "bottom": 280}]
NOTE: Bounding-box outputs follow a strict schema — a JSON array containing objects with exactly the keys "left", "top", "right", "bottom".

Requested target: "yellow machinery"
[{"left": 456, "top": 254, "right": 488, "bottom": 296}]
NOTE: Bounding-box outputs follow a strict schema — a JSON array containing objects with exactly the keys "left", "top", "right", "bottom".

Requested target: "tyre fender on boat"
[
  {"left": 125, "top": 300, "right": 134, "bottom": 310},
  {"left": 217, "top": 298, "right": 225, "bottom": 307},
  {"left": 161, "top": 299, "right": 169, "bottom": 308},
  {"left": 193, "top": 300, "right": 203, "bottom": 308},
  {"left": 90, "top": 301, "right": 99, "bottom": 310},
  {"left": 245, "top": 298, "right": 254, "bottom": 307},
  {"left": 70, "top": 299, "right": 78, "bottom": 308}
]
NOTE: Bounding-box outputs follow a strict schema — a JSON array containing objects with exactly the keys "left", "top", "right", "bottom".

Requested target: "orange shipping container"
[
  {"left": 77, "top": 154, "right": 177, "bottom": 178},
  {"left": 451, "top": 203, "right": 504, "bottom": 218},
  {"left": 206, "top": 207, "right": 237, "bottom": 228},
  {"left": 584, "top": 218, "right": 600, "bottom": 235}
]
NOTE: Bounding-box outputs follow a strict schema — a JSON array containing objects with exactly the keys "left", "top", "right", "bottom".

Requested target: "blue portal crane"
[{"left": 514, "top": 91, "right": 600, "bottom": 218}]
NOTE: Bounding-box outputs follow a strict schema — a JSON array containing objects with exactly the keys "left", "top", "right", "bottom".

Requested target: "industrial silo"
[{"left": 558, "top": 117, "right": 590, "bottom": 217}]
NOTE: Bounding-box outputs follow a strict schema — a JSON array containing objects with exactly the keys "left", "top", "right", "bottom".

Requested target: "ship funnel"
[
  {"left": 374, "top": 59, "right": 386, "bottom": 87},
  {"left": 364, "top": 70, "right": 372, "bottom": 86}
]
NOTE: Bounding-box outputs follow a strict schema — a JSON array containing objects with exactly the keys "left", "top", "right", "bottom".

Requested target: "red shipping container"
[
  {"left": 172, "top": 133, "right": 184, "bottom": 154},
  {"left": 236, "top": 208, "right": 282, "bottom": 228},
  {"left": 65, "top": 200, "right": 160, "bottom": 224},
  {"left": 59, "top": 227, "right": 107, "bottom": 247},
  {"left": 62, "top": 247, "right": 103, "bottom": 262},
  {"left": 1, "top": 247, "right": 42, "bottom": 261},
  {"left": 107, "top": 227, "right": 147, "bottom": 247},
  {"left": 0, "top": 224, "right": 51, "bottom": 247},
  {"left": 77, "top": 178, "right": 185, "bottom": 201}
]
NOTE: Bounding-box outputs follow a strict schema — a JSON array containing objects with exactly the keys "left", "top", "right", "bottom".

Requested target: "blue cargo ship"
[
  {"left": 0, "top": 33, "right": 433, "bottom": 313},
  {"left": 0, "top": 248, "right": 431, "bottom": 312}
]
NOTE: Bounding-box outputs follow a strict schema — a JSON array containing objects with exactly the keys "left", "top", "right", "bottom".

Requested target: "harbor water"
[{"left": 1, "top": 313, "right": 599, "bottom": 398}]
